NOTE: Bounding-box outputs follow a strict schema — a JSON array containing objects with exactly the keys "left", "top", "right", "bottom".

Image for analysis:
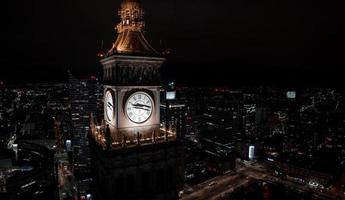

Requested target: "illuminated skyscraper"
[{"left": 68, "top": 71, "right": 97, "bottom": 176}]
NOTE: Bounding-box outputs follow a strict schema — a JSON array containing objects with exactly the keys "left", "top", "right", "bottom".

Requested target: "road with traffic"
[{"left": 181, "top": 161, "right": 344, "bottom": 200}]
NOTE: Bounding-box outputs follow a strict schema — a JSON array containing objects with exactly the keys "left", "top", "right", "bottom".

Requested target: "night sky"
[{"left": 2, "top": 0, "right": 345, "bottom": 86}]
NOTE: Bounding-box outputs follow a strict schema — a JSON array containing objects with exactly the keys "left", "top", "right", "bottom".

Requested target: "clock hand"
[
  {"left": 132, "top": 103, "right": 151, "bottom": 108},
  {"left": 132, "top": 106, "right": 150, "bottom": 112},
  {"left": 107, "top": 102, "right": 113, "bottom": 107}
]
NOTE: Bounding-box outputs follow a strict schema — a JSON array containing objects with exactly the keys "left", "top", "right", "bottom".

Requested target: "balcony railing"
[{"left": 90, "top": 122, "right": 177, "bottom": 151}]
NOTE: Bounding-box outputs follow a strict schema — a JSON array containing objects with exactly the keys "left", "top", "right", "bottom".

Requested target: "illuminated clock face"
[
  {"left": 105, "top": 91, "right": 114, "bottom": 122},
  {"left": 125, "top": 92, "right": 153, "bottom": 124}
]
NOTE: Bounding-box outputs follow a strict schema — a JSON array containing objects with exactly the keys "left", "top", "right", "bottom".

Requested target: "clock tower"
[
  {"left": 101, "top": 0, "right": 167, "bottom": 147},
  {"left": 90, "top": 1, "right": 183, "bottom": 199}
]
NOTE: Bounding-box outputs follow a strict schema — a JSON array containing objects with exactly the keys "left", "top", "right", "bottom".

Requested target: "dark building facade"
[
  {"left": 89, "top": 0, "right": 184, "bottom": 199},
  {"left": 90, "top": 139, "right": 184, "bottom": 200},
  {"left": 197, "top": 89, "right": 242, "bottom": 173},
  {"left": 68, "top": 71, "right": 98, "bottom": 176},
  {"left": 0, "top": 142, "right": 57, "bottom": 200},
  {"left": 160, "top": 91, "right": 186, "bottom": 140}
]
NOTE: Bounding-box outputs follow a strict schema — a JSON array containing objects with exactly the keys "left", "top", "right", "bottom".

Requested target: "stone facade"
[
  {"left": 90, "top": 138, "right": 184, "bottom": 200},
  {"left": 102, "top": 55, "right": 163, "bottom": 86}
]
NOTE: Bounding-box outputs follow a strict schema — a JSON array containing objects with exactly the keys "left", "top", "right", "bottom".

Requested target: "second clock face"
[
  {"left": 125, "top": 92, "right": 153, "bottom": 124},
  {"left": 105, "top": 91, "right": 114, "bottom": 122}
]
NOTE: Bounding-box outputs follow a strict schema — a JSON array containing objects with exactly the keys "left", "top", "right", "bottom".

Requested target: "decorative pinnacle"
[
  {"left": 116, "top": 0, "right": 145, "bottom": 33},
  {"left": 107, "top": 0, "right": 159, "bottom": 56}
]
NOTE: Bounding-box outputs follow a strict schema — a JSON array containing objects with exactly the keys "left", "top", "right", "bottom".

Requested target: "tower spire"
[
  {"left": 117, "top": 0, "right": 145, "bottom": 33},
  {"left": 107, "top": 0, "right": 158, "bottom": 56}
]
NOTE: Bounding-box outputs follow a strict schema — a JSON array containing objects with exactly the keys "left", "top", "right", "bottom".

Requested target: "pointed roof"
[
  {"left": 108, "top": 29, "right": 158, "bottom": 56},
  {"left": 107, "top": 0, "right": 159, "bottom": 56}
]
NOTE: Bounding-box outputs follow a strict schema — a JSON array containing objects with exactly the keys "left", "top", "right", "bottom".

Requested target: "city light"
[
  {"left": 287, "top": 91, "right": 296, "bottom": 99},
  {"left": 1, "top": 0, "right": 343, "bottom": 199},
  {"left": 166, "top": 91, "right": 176, "bottom": 100},
  {"left": 248, "top": 145, "right": 255, "bottom": 159}
]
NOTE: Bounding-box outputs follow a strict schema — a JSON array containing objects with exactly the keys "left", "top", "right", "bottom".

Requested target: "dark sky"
[{"left": 1, "top": 0, "right": 345, "bottom": 86}]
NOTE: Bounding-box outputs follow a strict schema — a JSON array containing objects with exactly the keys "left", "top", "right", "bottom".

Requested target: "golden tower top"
[
  {"left": 117, "top": 0, "right": 145, "bottom": 33},
  {"left": 107, "top": 0, "right": 158, "bottom": 56}
]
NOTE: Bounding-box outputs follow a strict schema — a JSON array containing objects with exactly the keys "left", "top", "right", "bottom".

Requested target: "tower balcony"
[{"left": 89, "top": 122, "right": 177, "bottom": 151}]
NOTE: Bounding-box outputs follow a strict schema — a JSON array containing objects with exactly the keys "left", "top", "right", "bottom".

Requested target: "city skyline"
[{"left": 1, "top": 1, "right": 345, "bottom": 199}]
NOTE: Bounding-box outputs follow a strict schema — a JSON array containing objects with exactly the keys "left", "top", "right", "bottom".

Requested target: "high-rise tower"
[
  {"left": 89, "top": 1, "right": 184, "bottom": 199},
  {"left": 69, "top": 71, "right": 97, "bottom": 176},
  {"left": 101, "top": 0, "right": 166, "bottom": 145}
]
